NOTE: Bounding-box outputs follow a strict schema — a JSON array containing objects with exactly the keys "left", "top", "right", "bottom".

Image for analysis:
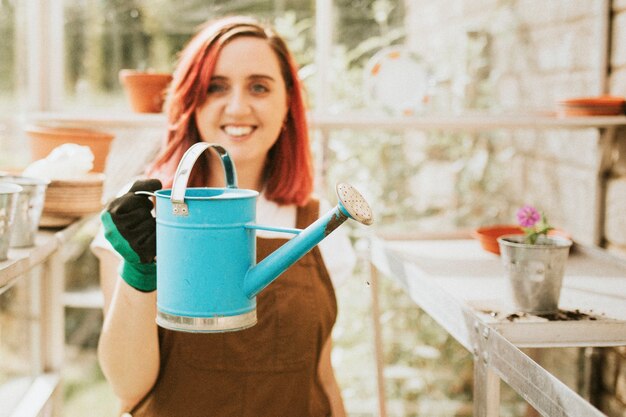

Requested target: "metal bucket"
[
  {"left": 0, "top": 183, "right": 23, "bottom": 261},
  {"left": 497, "top": 234, "right": 572, "bottom": 314},
  {"left": 0, "top": 175, "right": 49, "bottom": 247}
]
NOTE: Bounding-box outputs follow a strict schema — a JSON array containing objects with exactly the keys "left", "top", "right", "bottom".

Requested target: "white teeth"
[{"left": 223, "top": 125, "right": 253, "bottom": 137}]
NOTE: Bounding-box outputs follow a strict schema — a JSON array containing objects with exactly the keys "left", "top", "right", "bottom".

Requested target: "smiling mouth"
[{"left": 222, "top": 125, "right": 255, "bottom": 137}]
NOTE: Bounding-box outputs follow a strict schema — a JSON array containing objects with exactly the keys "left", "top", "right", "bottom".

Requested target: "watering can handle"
[{"left": 171, "top": 142, "right": 237, "bottom": 207}]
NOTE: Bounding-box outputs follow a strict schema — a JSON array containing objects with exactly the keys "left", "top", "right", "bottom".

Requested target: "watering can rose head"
[{"left": 516, "top": 205, "right": 554, "bottom": 245}]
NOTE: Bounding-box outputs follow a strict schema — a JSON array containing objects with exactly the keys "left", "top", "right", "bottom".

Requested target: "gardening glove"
[{"left": 100, "top": 179, "right": 162, "bottom": 292}]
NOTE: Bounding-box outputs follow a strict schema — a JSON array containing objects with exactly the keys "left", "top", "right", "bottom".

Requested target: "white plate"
[{"left": 364, "top": 47, "right": 429, "bottom": 115}]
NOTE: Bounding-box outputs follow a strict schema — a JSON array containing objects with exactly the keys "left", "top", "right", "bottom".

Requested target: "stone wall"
[
  {"left": 607, "top": 0, "right": 626, "bottom": 255},
  {"left": 405, "top": 0, "right": 606, "bottom": 244},
  {"left": 405, "top": 0, "right": 625, "bottom": 415},
  {"left": 602, "top": 1, "right": 626, "bottom": 415}
]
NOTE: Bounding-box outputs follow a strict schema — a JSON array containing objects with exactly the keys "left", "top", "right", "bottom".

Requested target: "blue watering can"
[{"left": 146, "top": 142, "right": 373, "bottom": 333}]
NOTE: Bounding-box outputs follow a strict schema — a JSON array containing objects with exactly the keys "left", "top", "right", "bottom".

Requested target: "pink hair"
[{"left": 147, "top": 16, "right": 313, "bottom": 206}]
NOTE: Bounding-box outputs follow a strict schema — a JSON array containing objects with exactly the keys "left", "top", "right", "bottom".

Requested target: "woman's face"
[{"left": 194, "top": 36, "right": 289, "bottom": 167}]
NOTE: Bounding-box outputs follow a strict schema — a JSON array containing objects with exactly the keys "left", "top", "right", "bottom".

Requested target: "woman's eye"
[
  {"left": 250, "top": 83, "right": 269, "bottom": 94},
  {"left": 208, "top": 83, "right": 227, "bottom": 94}
]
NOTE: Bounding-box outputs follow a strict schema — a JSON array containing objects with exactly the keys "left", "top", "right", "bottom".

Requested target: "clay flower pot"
[
  {"left": 557, "top": 95, "right": 625, "bottom": 117},
  {"left": 473, "top": 225, "right": 571, "bottom": 256},
  {"left": 119, "top": 70, "right": 173, "bottom": 113},
  {"left": 25, "top": 126, "right": 114, "bottom": 173},
  {"left": 472, "top": 225, "right": 523, "bottom": 255}
]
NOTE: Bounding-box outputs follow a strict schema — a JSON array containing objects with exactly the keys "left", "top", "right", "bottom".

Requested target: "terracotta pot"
[
  {"left": 472, "top": 225, "right": 523, "bottom": 255},
  {"left": 556, "top": 95, "right": 625, "bottom": 117},
  {"left": 25, "top": 126, "right": 114, "bottom": 172},
  {"left": 473, "top": 225, "right": 571, "bottom": 255},
  {"left": 119, "top": 70, "right": 173, "bottom": 113}
]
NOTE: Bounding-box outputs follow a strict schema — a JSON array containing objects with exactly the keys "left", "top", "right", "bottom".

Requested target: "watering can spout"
[{"left": 244, "top": 183, "right": 373, "bottom": 298}]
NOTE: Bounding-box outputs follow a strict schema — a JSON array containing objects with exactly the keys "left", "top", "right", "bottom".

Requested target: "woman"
[{"left": 93, "top": 16, "right": 355, "bottom": 417}]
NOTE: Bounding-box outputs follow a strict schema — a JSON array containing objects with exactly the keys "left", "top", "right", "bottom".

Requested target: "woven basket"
[{"left": 42, "top": 173, "right": 105, "bottom": 218}]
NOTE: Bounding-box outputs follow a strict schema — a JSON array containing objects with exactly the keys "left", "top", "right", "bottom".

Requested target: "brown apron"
[{"left": 128, "top": 199, "right": 337, "bottom": 417}]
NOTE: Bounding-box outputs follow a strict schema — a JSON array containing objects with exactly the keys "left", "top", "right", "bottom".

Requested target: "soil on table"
[
  {"left": 478, "top": 308, "right": 601, "bottom": 322},
  {"left": 506, "top": 309, "right": 599, "bottom": 322}
]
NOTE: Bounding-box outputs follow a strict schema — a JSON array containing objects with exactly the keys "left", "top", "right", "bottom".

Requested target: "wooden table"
[
  {"left": 370, "top": 234, "right": 626, "bottom": 417},
  {"left": 0, "top": 216, "right": 97, "bottom": 417}
]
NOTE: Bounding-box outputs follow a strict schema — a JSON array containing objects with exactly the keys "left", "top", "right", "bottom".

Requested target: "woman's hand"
[{"left": 101, "top": 179, "right": 162, "bottom": 292}]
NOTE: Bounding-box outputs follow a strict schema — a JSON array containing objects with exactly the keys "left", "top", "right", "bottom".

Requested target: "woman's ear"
[
  {"left": 282, "top": 96, "right": 290, "bottom": 130},
  {"left": 281, "top": 113, "right": 289, "bottom": 132}
]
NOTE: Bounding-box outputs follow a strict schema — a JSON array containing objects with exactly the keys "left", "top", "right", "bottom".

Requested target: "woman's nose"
[{"left": 225, "top": 90, "right": 250, "bottom": 115}]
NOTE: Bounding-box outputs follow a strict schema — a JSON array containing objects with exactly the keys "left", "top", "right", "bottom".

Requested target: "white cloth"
[{"left": 91, "top": 189, "right": 356, "bottom": 288}]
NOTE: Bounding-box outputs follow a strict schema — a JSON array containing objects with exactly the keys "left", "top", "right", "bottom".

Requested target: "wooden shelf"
[
  {"left": 29, "top": 111, "right": 626, "bottom": 132},
  {"left": 312, "top": 112, "right": 626, "bottom": 131},
  {"left": 0, "top": 216, "right": 97, "bottom": 293},
  {"left": 28, "top": 111, "right": 166, "bottom": 129},
  {"left": 63, "top": 286, "right": 104, "bottom": 309}
]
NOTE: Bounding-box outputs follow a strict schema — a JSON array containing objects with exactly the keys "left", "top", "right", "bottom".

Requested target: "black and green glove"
[{"left": 100, "top": 179, "right": 162, "bottom": 292}]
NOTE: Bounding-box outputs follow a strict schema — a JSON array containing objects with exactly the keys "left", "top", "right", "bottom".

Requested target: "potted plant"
[
  {"left": 25, "top": 125, "right": 114, "bottom": 173},
  {"left": 497, "top": 205, "right": 573, "bottom": 314},
  {"left": 119, "top": 69, "right": 173, "bottom": 113}
]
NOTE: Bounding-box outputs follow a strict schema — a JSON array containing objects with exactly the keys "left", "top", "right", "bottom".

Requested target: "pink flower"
[{"left": 517, "top": 205, "right": 540, "bottom": 228}]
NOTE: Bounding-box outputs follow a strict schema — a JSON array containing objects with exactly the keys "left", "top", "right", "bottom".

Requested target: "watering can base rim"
[{"left": 157, "top": 310, "right": 257, "bottom": 333}]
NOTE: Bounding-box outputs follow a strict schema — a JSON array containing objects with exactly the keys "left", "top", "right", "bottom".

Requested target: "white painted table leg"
[
  {"left": 369, "top": 263, "right": 388, "bottom": 417},
  {"left": 473, "top": 352, "right": 501, "bottom": 417}
]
